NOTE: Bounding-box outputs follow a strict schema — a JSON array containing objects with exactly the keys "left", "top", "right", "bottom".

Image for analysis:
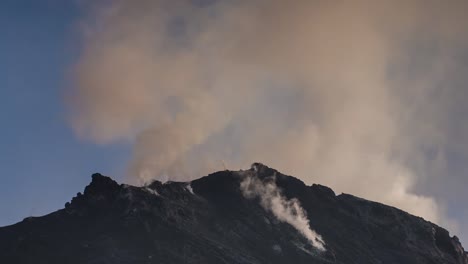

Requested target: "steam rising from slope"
[
  {"left": 240, "top": 173, "right": 326, "bottom": 251},
  {"left": 68, "top": 0, "right": 468, "bottom": 231}
]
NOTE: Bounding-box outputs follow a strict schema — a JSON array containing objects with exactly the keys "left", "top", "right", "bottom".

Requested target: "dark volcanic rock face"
[{"left": 0, "top": 163, "right": 467, "bottom": 264}]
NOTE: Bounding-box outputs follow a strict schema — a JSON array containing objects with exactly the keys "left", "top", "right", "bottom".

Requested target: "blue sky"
[{"left": 0, "top": 1, "right": 130, "bottom": 226}]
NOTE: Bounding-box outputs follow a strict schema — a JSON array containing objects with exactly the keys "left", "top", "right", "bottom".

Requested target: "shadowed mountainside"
[{"left": 0, "top": 163, "right": 466, "bottom": 264}]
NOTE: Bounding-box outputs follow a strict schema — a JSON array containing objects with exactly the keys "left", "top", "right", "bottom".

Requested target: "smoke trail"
[
  {"left": 68, "top": 0, "right": 468, "bottom": 233},
  {"left": 240, "top": 173, "right": 326, "bottom": 251}
]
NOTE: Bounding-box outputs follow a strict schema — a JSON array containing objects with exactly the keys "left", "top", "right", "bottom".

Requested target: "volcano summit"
[{"left": 0, "top": 163, "right": 466, "bottom": 264}]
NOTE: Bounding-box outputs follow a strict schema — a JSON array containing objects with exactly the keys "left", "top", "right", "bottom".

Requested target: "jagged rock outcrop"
[{"left": 0, "top": 163, "right": 466, "bottom": 264}]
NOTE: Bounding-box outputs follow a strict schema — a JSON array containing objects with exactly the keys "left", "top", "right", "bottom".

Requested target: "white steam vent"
[{"left": 240, "top": 174, "right": 326, "bottom": 251}]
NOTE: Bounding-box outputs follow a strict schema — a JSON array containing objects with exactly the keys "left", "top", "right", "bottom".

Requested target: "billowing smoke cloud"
[
  {"left": 68, "top": 0, "right": 468, "bottom": 233},
  {"left": 240, "top": 172, "right": 326, "bottom": 251}
]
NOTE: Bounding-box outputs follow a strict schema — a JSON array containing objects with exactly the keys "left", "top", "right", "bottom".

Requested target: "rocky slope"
[{"left": 0, "top": 163, "right": 466, "bottom": 264}]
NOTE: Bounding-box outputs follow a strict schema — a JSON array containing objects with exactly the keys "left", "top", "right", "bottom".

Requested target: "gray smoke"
[{"left": 68, "top": 0, "right": 468, "bottom": 233}]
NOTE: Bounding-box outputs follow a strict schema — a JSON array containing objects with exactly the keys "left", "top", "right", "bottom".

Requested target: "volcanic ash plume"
[{"left": 68, "top": 0, "right": 468, "bottom": 232}]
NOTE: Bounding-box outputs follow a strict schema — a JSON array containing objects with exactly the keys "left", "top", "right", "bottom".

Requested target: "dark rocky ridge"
[{"left": 0, "top": 163, "right": 466, "bottom": 264}]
